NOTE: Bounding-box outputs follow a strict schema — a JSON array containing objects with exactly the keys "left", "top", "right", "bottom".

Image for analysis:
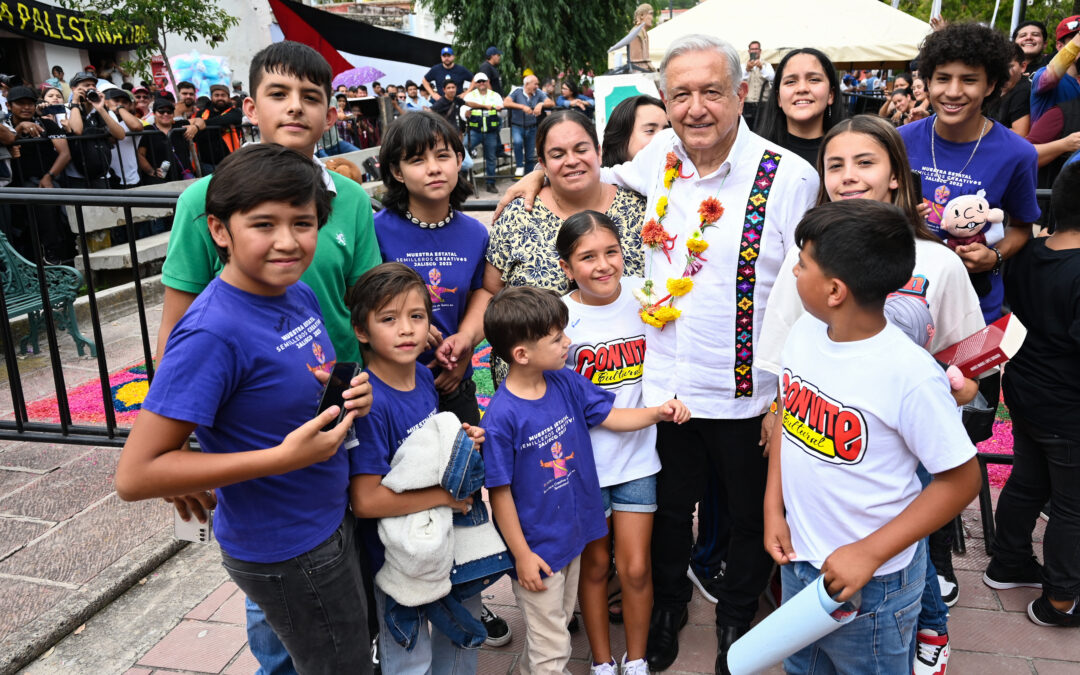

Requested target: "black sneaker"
[
  {"left": 937, "top": 572, "right": 959, "bottom": 607},
  {"left": 480, "top": 603, "right": 512, "bottom": 647},
  {"left": 984, "top": 556, "right": 1044, "bottom": 590},
  {"left": 1027, "top": 595, "right": 1080, "bottom": 627},
  {"left": 687, "top": 565, "right": 719, "bottom": 604}
]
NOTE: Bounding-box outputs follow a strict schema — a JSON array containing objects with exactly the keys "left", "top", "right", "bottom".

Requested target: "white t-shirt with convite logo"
[
  {"left": 563, "top": 277, "right": 661, "bottom": 488},
  {"left": 779, "top": 315, "right": 974, "bottom": 575}
]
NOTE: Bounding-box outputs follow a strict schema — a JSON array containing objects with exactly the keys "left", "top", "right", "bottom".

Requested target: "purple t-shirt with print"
[{"left": 483, "top": 368, "right": 614, "bottom": 577}]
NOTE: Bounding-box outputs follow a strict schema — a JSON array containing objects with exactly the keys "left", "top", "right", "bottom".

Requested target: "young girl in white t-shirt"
[
  {"left": 556, "top": 210, "right": 658, "bottom": 675},
  {"left": 759, "top": 114, "right": 984, "bottom": 675}
]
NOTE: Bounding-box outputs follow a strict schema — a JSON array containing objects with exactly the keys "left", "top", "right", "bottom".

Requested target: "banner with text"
[{"left": 0, "top": 0, "right": 150, "bottom": 51}]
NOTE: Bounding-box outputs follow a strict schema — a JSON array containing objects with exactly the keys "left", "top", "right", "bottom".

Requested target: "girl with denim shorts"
[{"left": 557, "top": 211, "right": 660, "bottom": 675}]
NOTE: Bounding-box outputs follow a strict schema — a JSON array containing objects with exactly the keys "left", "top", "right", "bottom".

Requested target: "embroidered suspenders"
[{"left": 734, "top": 150, "right": 781, "bottom": 397}]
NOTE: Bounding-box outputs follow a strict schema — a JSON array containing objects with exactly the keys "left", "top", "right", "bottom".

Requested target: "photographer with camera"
[
  {"left": 104, "top": 88, "right": 147, "bottom": 188},
  {"left": 4, "top": 85, "right": 74, "bottom": 263},
  {"left": 65, "top": 71, "right": 126, "bottom": 189}
]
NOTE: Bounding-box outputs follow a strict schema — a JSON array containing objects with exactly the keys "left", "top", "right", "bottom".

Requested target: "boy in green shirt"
[
  {"left": 158, "top": 42, "right": 381, "bottom": 362},
  {"left": 156, "top": 41, "right": 381, "bottom": 675}
]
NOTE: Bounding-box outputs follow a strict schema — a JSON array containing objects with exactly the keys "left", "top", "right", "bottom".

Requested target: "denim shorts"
[{"left": 600, "top": 474, "right": 657, "bottom": 517}]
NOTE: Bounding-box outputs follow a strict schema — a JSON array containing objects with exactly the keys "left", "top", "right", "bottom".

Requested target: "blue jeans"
[
  {"left": 468, "top": 130, "right": 499, "bottom": 187},
  {"left": 316, "top": 140, "right": 361, "bottom": 158},
  {"left": 246, "top": 598, "right": 296, "bottom": 675},
  {"left": 221, "top": 513, "right": 371, "bottom": 674},
  {"left": 511, "top": 125, "right": 537, "bottom": 173},
  {"left": 782, "top": 539, "right": 925, "bottom": 674},
  {"left": 375, "top": 587, "right": 480, "bottom": 674},
  {"left": 914, "top": 464, "right": 949, "bottom": 634}
]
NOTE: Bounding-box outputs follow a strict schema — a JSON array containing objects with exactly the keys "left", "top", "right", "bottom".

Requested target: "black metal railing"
[
  {"left": 0, "top": 177, "right": 1050, "bottom": 448},
  {"left": 0, "top": 187, "right": 177, "bottom": 446},
  {"left": 0, "top": 188, "right": 497, "bottom": 447},
  {"left": 6, "top": 118, "right": 382, "bottom": 193}
]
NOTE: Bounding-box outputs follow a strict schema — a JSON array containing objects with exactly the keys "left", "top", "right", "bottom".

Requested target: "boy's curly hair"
[{"left": 917, "top": 22, "right": 1012, "bottom": 105}]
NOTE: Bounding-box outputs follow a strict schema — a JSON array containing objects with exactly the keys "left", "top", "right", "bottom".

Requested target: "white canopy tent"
[{"left": 646, "top": 0, "right": 933, "bottom": 71}]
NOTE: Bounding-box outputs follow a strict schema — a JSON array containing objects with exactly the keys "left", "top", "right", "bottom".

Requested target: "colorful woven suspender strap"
[{"left": 734, "top": 149, "right": 782, "bottom": 398}]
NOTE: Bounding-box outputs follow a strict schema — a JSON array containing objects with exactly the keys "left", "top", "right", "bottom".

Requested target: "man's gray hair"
[{"left": 659, "top": 34, "right": 743, "bottom": 96}]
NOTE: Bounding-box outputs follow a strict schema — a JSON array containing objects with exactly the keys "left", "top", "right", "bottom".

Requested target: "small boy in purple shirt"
[{"left": 481, "top": 286, "right": 690, "bottom": 673}]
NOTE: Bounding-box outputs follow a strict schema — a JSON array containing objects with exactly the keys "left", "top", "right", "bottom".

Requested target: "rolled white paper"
[{"left": 727, "top": 575, "right": 859, "bottom": 674}]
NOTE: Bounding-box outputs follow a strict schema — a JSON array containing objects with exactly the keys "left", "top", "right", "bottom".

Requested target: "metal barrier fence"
[
  {"left": 0, "top": 185, "right": 1054, "bottom": 448},
  {"left": 0, "top": 188, "right": 497, "bottom": 448},
  {"left": 6, "top": 118, "right": 379, "bottom": 194}
]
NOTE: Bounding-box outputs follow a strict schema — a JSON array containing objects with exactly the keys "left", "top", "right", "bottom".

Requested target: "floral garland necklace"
[{"left": 633, "top": 151, "right": 725, "bottom": 328}]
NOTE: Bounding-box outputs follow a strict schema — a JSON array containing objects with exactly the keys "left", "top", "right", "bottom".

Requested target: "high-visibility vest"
[
  {"left": 199, "top": 107, "right": 241, "bottom": 152},
  {"left": 467, "top": 107, "right": 499, "bottom": 133}
]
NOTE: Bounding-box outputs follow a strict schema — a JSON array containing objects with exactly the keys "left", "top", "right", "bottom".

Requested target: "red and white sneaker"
[{"left": 913, "top": 629, "right": 950, "bottom": 675}]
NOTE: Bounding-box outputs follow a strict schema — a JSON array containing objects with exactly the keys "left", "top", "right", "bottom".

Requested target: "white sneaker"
[
  {"left": 590, "top": 659, "right": 618, "bottom": 675},
  {"left": 514, "top": 166, "right": 525, "bottom": 177},
  {"left": 620, "top": 654, "right": 650, "bottom": 675},
  {"left": 913, "top": 629, "right": 950, "bottom": 675}
]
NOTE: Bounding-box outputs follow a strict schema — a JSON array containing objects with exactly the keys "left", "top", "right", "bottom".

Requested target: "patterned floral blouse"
[{"left": 485, "top": 186, "right": 647, "bottom": 294}]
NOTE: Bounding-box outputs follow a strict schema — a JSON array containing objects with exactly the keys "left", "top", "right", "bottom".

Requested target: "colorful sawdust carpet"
[{"left": 21, "top": 345, "right": 1016, "bottom": 489}]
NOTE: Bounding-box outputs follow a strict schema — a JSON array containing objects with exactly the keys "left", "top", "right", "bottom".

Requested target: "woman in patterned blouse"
[{"left": 482, "top": 109, "right": 646, "bottom": 383}]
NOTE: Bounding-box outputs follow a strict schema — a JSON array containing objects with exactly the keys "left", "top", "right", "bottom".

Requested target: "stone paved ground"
[{"left": 18, "top": 497, "right": 1080, "bottom": 675}]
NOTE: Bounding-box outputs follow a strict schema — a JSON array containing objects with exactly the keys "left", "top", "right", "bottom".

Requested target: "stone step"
[{"left": 74, "top": 231, "right": 172, "bottom": 272}]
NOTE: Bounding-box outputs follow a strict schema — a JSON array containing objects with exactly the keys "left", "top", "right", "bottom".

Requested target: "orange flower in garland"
[
  {"left": 638, "top": 150, "right": 726, "bottom": 328},
  {"left": 699, "top": 197, "right": 725, "bottom": 226},
  {"left": 663, "top": 152, "right": 681, "bottom": 189},
  {"left": 641, "top": 219, "right": 677, "bottom": 263}
]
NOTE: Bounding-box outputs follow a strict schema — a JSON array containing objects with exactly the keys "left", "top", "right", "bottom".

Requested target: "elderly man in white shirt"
[
  {"left": 615, "top": 35, "right": 817, "bottom": 674},
  {"left": 493, "top": 32, "right": 818, "bottom": 674}
]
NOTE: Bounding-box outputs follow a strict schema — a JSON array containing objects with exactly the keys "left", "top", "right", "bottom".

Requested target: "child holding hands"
[{"left": 481, "top": 286, "right": 689, "bottom": 674}]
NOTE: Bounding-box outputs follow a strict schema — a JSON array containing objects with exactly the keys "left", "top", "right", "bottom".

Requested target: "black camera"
[{"left": 85, "top": 89, "right": 101, "bottom": 104}]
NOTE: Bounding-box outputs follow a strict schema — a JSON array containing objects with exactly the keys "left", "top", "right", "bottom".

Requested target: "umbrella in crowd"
[{"left": 332, "top": 66, "right": 386, "bottom": 89}]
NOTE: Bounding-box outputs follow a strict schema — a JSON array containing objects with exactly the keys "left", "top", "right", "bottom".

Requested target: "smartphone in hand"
[
  {"left": 317, "top": 362, "right": 360, "bottom": 431},
  {"left": 174, "top": 509, "right": 213, "bottom": 543}
]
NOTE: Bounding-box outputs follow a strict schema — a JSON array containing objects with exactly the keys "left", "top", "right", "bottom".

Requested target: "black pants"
[
  {"left": 438, "top": 375, "right": 481, "bottom": 426},
  {"left": 993, "top": 413, "right": 1080, "bottom": 599},
  {"left": 651, "top": 416, "right": 773, "bottom": 627},
  {"left": 221, "top": 513, "right": 372, "bottom": 675}
]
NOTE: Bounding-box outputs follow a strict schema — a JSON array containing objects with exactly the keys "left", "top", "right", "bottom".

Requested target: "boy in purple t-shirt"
[
  {"left": 481, "top": 287, "right": 689, "bottom": 673},
  {"left": 115, "top": 145, "right": 371, "bottom": 673},
  {"left": 898, "top": 23, "right": 1040, "bottom": 328}
]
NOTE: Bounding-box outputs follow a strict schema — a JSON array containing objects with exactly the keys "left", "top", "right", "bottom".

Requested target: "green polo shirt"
[{"left": 161, "top": 169, "right": 380, "bottom": 361}]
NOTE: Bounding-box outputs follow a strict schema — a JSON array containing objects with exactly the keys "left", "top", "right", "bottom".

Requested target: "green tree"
[
  {"left": 888, "top": 0, "right": 1077, "bottom": 37},
  {"left": 63, "top": 0, "right": 239, "bottom": 87},
  {"left": 419, "top": 0, "right": 639, "bottom": 85}
]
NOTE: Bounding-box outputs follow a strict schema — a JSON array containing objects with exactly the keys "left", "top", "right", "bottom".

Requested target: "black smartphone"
[
  {"left": 910, "top": 169, "right": 923, "bottom": 208},
  {"left": 42, "top": 105, "right": 67, "bottom": 115},
  {"left": 317, "top": 361, "right": 359, "bottom": 431}
]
